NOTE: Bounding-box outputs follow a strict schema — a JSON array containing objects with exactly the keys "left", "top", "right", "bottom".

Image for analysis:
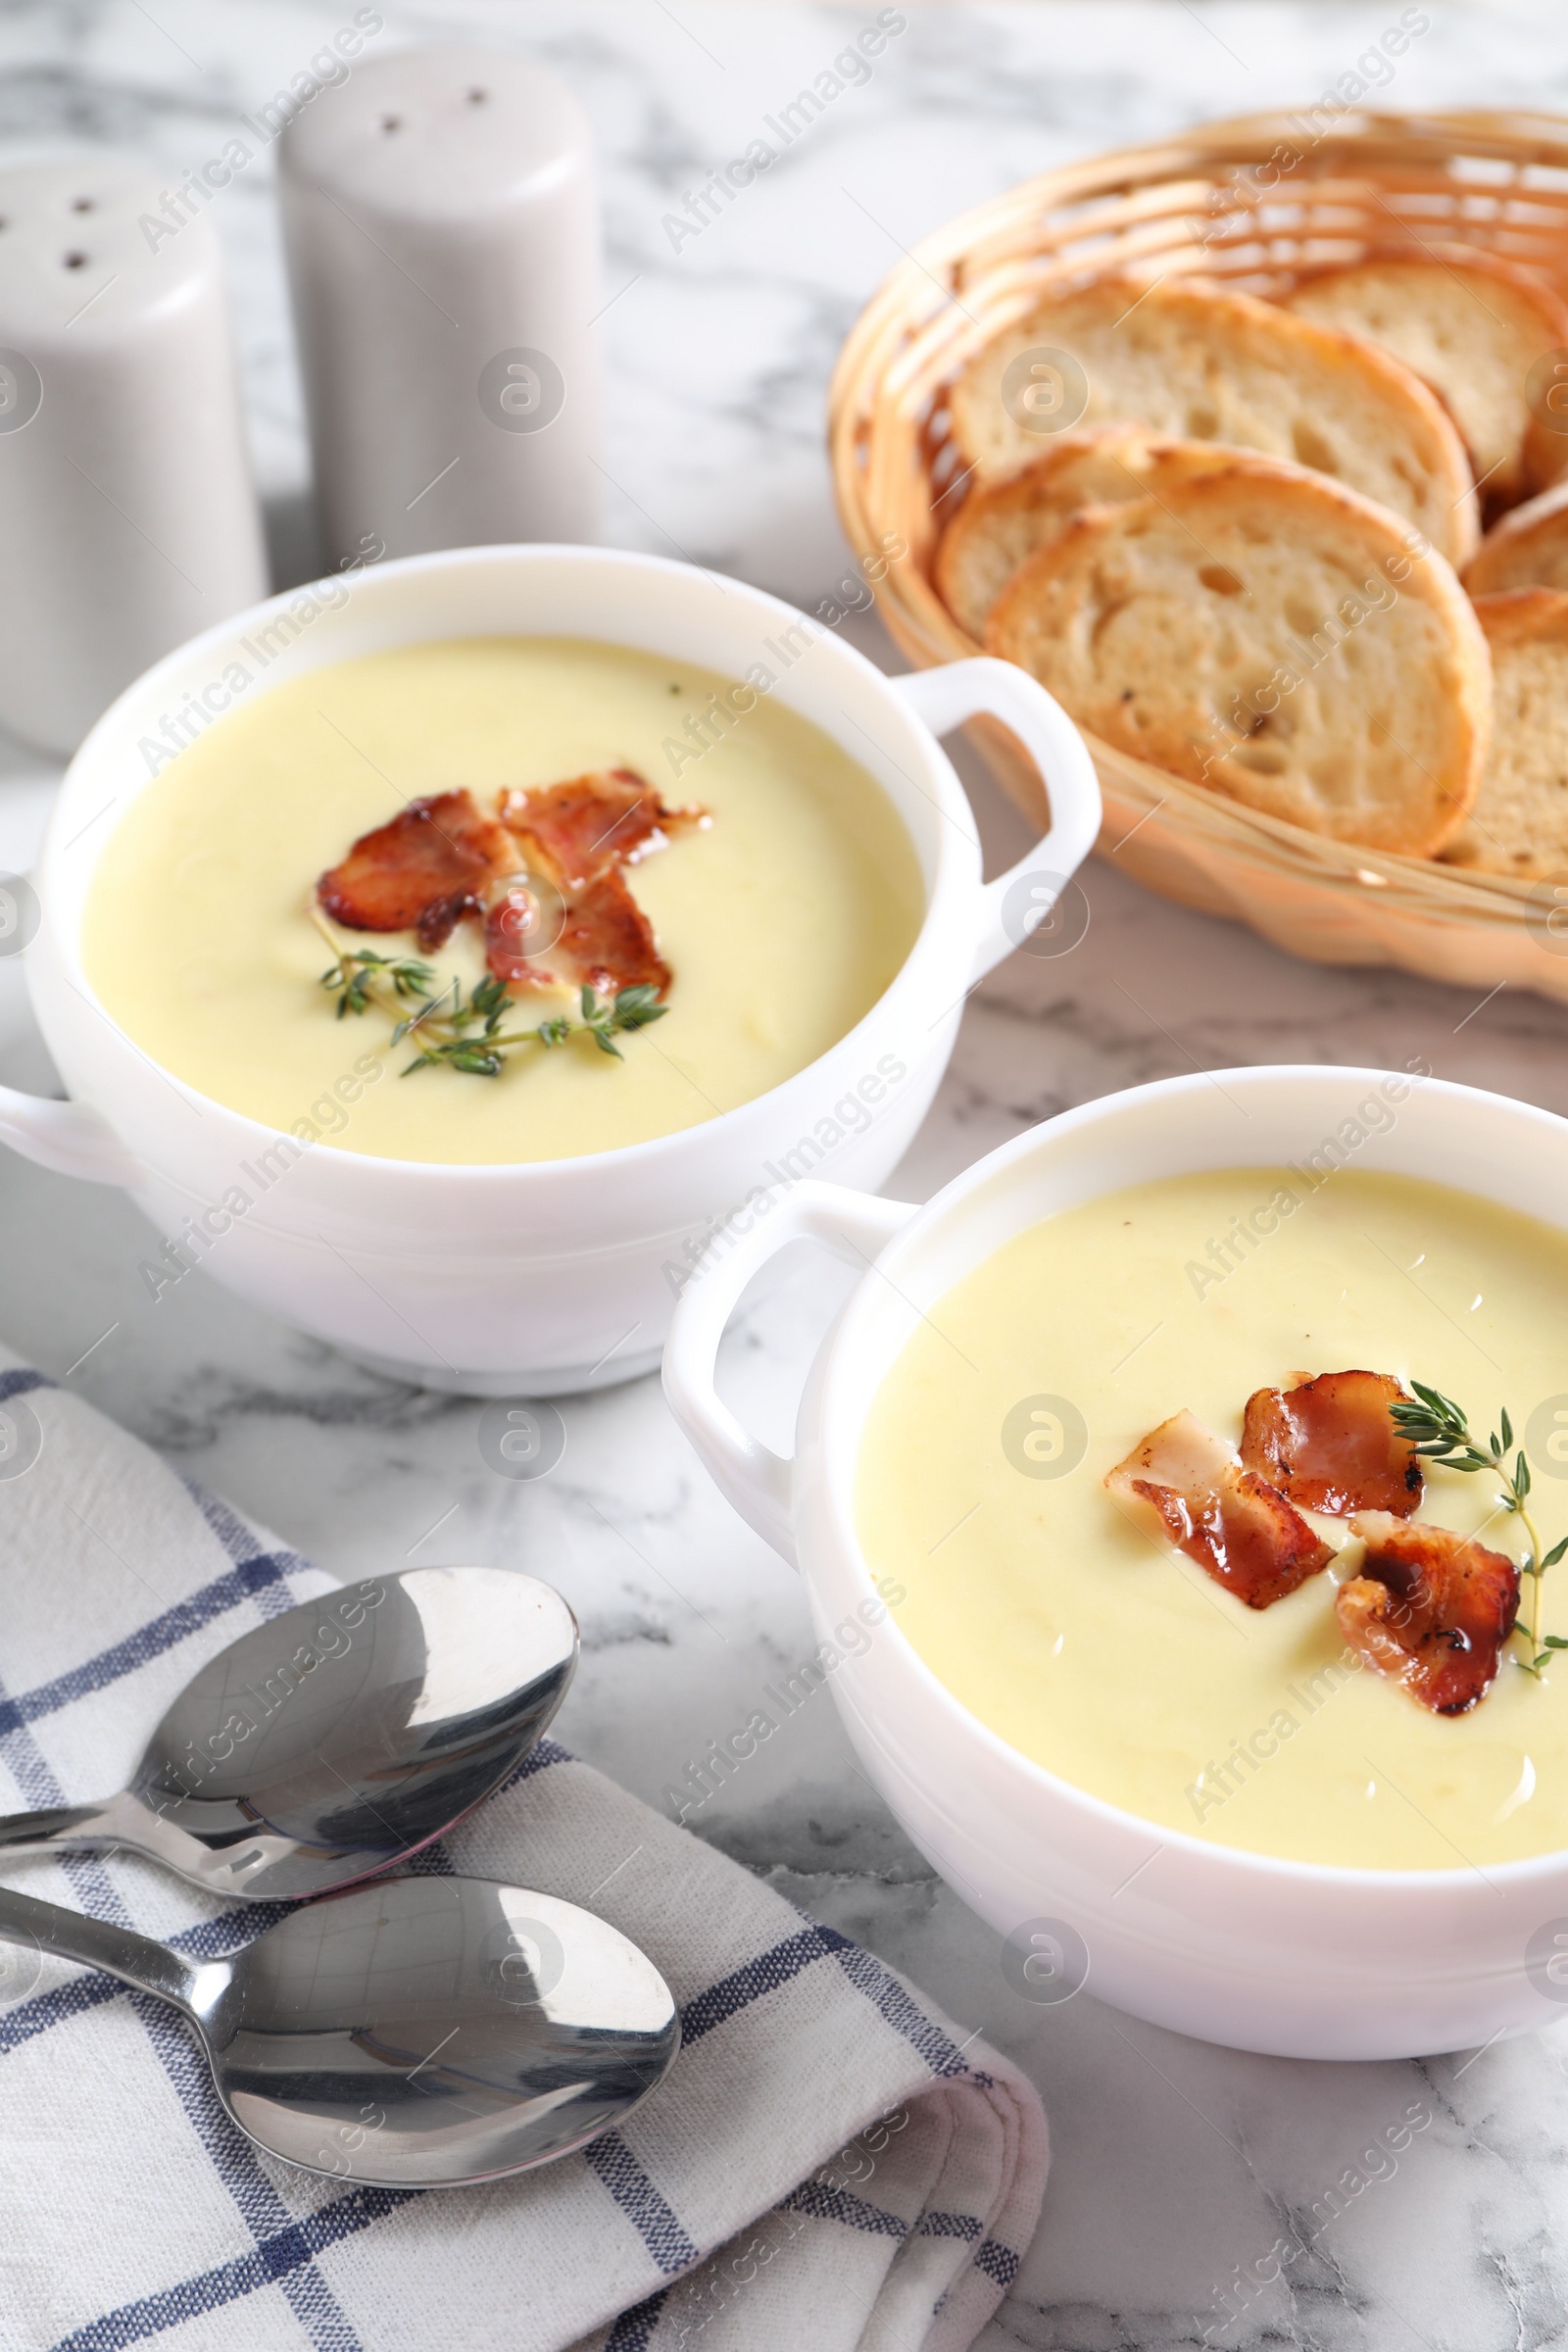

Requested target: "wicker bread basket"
[{"left": 828, "top": 108, "right": 1568, "bottom": 1004}]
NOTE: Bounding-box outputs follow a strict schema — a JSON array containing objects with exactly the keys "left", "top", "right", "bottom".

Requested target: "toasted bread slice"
[
  {"left": 1524, "top": 409, "right": 1568, "bottom": 497},
  {"left": 1286, "top": 247, "right": 1568, "bottom": 509},
  {"left": 934, "top": 429, "right": 1236, "bottom": 641},
  {"left": 1524, "top": 344, "right": 1568, "bottom": 494},
  {"left": 1441, "top": 589, "right": 1568, "bottom": 877},
  {"left": 984, "top": 457, "right": 1489, "bottom": 857},
  {"left": 1464, "top": 478, "right": 1568, "bottom": 596},
  {"left": 948, "top": 276, "right": 1479, "bottom": 564}
]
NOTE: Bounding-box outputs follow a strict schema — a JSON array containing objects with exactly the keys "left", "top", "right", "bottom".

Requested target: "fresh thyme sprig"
[
  {"left": 318, "top": 934, "right": 667, "bottom": 1078},
  {"left": 320, "top": 945, "right": 435, "bottom": 1018},
  {"left": 1390, "top": 1381, "right": 1568, "bottom": 1674},
  {"left": 396, "top": 976, "right": 666, "bottom": 1077}
]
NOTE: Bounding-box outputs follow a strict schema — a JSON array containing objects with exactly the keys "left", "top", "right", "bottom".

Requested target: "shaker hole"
[
  {"left": 71, "top": 197, "right": 95, "bottom": 213},
  {"left": 63, "top": 251, "right": 87, "bottom": 269},
  {"left": 466, "top": 86, "right": 488, "bottom": 103},
  {"left": 379, "top": 113, "right": 403, "bottom": 132}
]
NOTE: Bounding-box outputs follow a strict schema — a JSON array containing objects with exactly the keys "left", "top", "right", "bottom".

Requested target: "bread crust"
[
  {"left": 934, "top": 427, "right": 1235, "bottom": 641},
  {"left": 1441, "top": 588, "right": 1568, "bottom": 878},
  {"left": 1463, "top": 477, "right": 1568, "bottom": 597},
  {"left": 1470, "top": 584, "right": 1568, "bottom": 651},
  {"left": 1286, "top": 246, "right": 1568, "bottom": 509},
  {"left": 983, "top": 456, "right": 1489, "bottom": 857},
  {"left": 1523, "top": 411, "right": 1568, "bottom": 499},
  {"left": 948, "top": 275, "right": 1480, "bottom": 565}
]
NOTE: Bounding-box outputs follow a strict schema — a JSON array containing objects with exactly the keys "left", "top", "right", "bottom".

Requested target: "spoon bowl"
[
  {"left": 0, "top": 1568, "right": 578, "bottom": 1898},
  {"left": 0, "top": 1875, "right": 679, "bottom": 2186}
]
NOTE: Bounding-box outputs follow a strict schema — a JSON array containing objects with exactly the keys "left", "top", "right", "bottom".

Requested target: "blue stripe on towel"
[
  {"left": 0, "top": 1365, "right": 54, "bottom": 1403},
  {"left": 514, "top": 1734, "right": 573, "bottom": 1781},
  {"left": 0, "top": 1550, "right": 295, "bottom": 1738},
  {"left": 179, "top": 1477, "right": 311, "bottom": 1601},
  {"left": 974, "top": 2237, "right": 1021, "bottom": 2287},
  {"left": 826, "top": 1936, "right": 968, "bottom": 2077},
  {"left": 605, "top": 2288, "right": 668, "bottom": 2350},
  {"left": 780, "top": 2178, "right": 907, "bottom": 2238},
  {"left": 583, "top": 2132, "right": 701, "bottom": 2276},
  {"left": 917, "top": 2209, "right": 984, "bottom": 2240},
  {"left": 2, "top": 1464, "right": 349, "bottom": 1738},
  {"left": 50, "top": 2188, "right": 419, "bottom": 2352},
  {"left": 679, "top": 1917, "right": 966, "bottom": 2080},
  {"left": 678, "top": 1922, "right": 846, "bottom": 2045},
  {"left": 0, "top": 1967, "right": 121, "bottom": 2053}
]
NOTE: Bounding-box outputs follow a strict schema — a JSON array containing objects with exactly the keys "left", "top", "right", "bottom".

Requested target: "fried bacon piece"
[
  {"left": 1336, "top": 1511, "right": 1519, "bottom": 1715},
  {"left": 499, "top": 770, "right": 702, "bottom": 891},
  {"left": 318, "top": 768, "right": 705, "bottom": 998},
  {"left": 1105, "top": 1409, "right": 1334, "bottom": 1610},
  {"left": 318, "top": 791, "right": 519, "bottom": 950},
  {"left": 482, "top": 868, "right": 671, "bottom": 996},
  {"left": 553, "top": 870, "right": 671, "bottom": 997},
  {"left": 488, "top": 771, "right": 699, "bottom": 993},
  {"left": 1241, "top": 1370, "right": 1423, "bottom": 1519}
]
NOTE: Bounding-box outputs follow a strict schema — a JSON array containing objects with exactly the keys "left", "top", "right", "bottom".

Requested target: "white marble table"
[{"left": 6, "top": 5, "right": 1568, "bottom": 2346}]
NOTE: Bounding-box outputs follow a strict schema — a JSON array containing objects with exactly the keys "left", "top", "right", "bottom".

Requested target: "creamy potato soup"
[
  {"left": 85, "top": 638, "right": 923, "bottom": 1164},
  {"left": 856, "top": 1164, "right": 1568, "bottom": 1870}
]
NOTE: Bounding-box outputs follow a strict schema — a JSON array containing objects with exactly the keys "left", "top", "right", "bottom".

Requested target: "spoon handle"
[
  {"left": 0, "top": 1799, "right": 129, "bottom": 1856},
  {"left": 0, "top": 1886, "right": 198, "bottom": 2012}
]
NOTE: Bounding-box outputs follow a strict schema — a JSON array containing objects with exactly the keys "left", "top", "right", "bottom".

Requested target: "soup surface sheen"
[
  {"left": 85, "top": 638, "right": 923, "bottom": 1164},
  {"left": 856, "top": 1167, "right": 1568, "bottom": 1870}
]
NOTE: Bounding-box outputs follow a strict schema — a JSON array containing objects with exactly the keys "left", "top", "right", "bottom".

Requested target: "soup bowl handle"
[
  {"left": 0, "top": 1084, "right": 142, "bottom": 1186},
  {"left": 663, "top": 1180, "right": 916, "bottom": 1568},
  {"left": 888, "top": 659, "right": 1101, "bottom": 984}
]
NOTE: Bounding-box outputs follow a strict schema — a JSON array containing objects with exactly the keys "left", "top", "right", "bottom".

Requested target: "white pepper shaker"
[
  {"left": 277, "top": 47, "right": 602, "bottom": 564},
  {"left": 0, "top": 154, "right": 268, "bottom": 758}
]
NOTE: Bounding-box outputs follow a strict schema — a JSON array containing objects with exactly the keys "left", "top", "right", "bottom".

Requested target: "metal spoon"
[
  {"left": 0, "top": 1875, "right": 679, "bottom": 2185},
  {"left": 0, "top": 1568, "right": 577, "bottom": 1900}
]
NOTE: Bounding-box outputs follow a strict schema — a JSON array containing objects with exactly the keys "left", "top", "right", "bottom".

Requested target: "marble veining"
[{"left": 6, "top": 5, "right": 1568, "bottom": 2347}]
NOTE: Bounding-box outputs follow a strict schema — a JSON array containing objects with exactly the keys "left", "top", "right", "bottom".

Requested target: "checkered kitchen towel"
[{"left": 0, "top": 1353, "right": 1048, "bottom": 2352}]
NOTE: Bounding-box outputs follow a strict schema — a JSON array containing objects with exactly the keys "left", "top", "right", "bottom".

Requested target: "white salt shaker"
[
  {"left": 0, "top": 155, "right": 267, "bottom": 757},
  {"left": 278, "top": 47, "right": 602, "bottom": 564}
]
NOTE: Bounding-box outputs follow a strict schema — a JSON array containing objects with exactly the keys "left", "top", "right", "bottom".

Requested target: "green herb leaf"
[{"left": 1402, "top": 1379, "right": 1563, "bottom": 1675}]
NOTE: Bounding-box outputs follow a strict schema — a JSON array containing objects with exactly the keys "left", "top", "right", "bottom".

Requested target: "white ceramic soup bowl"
[
  {"left": 664, "top": 1063, "right": 1568, "bottom": 2060},
  {"left": 0, "top": 544, "right": 1100, "bottom": 1395}
]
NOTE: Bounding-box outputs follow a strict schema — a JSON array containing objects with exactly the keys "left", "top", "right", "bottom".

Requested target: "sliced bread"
[
  {"left": 1463, "top": 477, "right": 1568, "bottom": 595},
  {"left": 983, "top": 456, "right": 1490, "bottom": 857},
  {"left": 1524, "top": 357, "right": 1568, "bottom": 496},
  {"left": 947, "top": 275, "right": 1479, "bottom": 564},
  {"left": 934, "top": 428, "right": 1235, "bottom": 641},
  {"left": 1285, "top": 247, "right": 1568, "bottom": 509},
  {"left": 1441, "top": 589, "right": 1568, "bottom": 877}
]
